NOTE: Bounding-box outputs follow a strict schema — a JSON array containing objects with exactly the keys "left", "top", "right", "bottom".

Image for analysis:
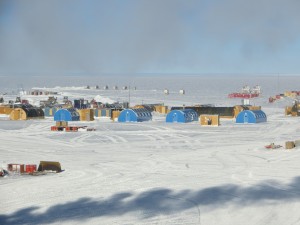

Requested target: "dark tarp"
[{"left": 171, "top": 106, "right": 234, "bottom": 117}]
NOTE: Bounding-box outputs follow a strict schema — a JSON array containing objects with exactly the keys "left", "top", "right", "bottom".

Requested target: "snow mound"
[{"left": 93, "top": 95, "right": 115, "bottom": 104}]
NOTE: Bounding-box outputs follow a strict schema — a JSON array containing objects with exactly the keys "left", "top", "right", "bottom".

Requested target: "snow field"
[{"left": 1, "top": 76, "right": 300, "bottom": 224}]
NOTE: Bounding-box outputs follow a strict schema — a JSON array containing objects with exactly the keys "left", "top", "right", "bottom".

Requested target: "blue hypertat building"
[
  {"left": 118, "top": 108, "right": 152, "bottom": 122},
  {"left": 54, "top": 108, "right": 80, "bottom": 121},
  {"left": 166, "top": 109, "right": 198, "bottom": 123},
  {"left": 236, "top": 110, "right": 267, "bottom": 123}
]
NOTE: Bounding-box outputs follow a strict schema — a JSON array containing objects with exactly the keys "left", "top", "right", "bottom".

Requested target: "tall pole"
[
  {"left": 277, "top": 73, "right": 279, "bottom": 109},
  {"left": 128, "top": 85, "right": 131, "bottom": 108}
]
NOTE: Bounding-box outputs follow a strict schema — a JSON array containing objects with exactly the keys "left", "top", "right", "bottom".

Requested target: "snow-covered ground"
[{"left": 1, "top": 75, "right": 300, "bottom": 225}]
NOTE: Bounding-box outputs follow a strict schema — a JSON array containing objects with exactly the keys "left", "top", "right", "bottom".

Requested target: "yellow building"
[
  {"left": 77, "top": 109, "right": 94, "bottom": 121},
  {"left": 200, "top": 115, "right": 220, "bottom": 126}
]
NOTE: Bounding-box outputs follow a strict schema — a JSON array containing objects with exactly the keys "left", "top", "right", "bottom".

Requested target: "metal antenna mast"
[{"left": 128, "top": 85, "right": 131, "bottom": 108}]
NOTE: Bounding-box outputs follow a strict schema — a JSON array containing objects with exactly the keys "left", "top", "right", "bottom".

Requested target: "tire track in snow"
[{"left": 69, "top": 133, "right": 92, "bottom": 146}]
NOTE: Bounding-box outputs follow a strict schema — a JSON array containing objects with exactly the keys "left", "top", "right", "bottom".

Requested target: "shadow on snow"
[{"left": 2, "top": 176, "right": 300, "bottom": 224}]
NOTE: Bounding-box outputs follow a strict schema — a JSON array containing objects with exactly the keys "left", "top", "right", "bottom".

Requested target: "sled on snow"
[
  {"left": 37, "top": 161, "right": 62, "bottom": 173},
  {"left": 265, "top": 143, "right": 282, "bottom": 149}
]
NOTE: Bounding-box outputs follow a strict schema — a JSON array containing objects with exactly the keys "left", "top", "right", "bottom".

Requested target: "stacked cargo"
[{"left": 4, "top": 161, "right": 62, "bottom": 176}]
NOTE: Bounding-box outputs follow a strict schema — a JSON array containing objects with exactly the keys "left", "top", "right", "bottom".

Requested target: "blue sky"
[{"left": 1, "top": 0, "right": 300, "bottom": 76}]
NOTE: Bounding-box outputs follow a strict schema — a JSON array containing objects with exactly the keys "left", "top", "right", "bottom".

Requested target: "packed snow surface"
[{"left": 1, "top": 75, "right": 300, "bottom": 225}]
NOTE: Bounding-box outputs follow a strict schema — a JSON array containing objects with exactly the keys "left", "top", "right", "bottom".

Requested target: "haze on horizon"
[{"left": 1, "top": 0, "right": 300, "bottom": 77}]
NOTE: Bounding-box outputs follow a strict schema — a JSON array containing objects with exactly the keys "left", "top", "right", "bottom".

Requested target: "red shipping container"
[
  {"left": 66, "top": 126, "right": 78, "bottom": 132},
  {"left": 25, "top": 164, "right": 37, "bottom": 173},
  {"left": 51, "top": 126, "right": 57, "bottom": 131}
]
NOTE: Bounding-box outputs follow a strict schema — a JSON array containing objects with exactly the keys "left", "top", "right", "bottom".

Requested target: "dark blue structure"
[
  {"left": 54, "top": 108, "right": 80, "bottom": 121},
  {"left": 236, "top": 110, "right": 267, "bottom": 124},
  {"left": 166, "top": 109, "right": 198, "bottom": 123},
  {"left": 74, "top": 99, "right": 88, "bottom": 109},
  {"left": 118, "top": 108, "right": 152, "bottom": 122}
]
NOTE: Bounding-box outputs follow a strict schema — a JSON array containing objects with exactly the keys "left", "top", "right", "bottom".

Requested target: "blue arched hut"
[
  {"left": 236, "top": 110, "right": 267, "bottom": 123},
  {"left": 118, "top": 108, "right": 152, "bottom": 122},
  {"left": 166, "top": 109, "right": 198, "bottom": 123},
  {"left": 54, "top": 108, "right": 80, "bottom": 121}
]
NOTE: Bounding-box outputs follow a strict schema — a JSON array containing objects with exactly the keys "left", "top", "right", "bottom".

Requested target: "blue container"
[{"left": 101, "top": 109, "right": 106, "bottom": 117}]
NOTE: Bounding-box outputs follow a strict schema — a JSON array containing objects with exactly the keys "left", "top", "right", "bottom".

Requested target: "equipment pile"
[{"left": 0, "top": 161, "right": 62, "bottom": 177}]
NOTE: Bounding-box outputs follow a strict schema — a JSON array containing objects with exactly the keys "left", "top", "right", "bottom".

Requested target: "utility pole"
[{"left": 128, "top": 85, "right": 131, "bottom": 108}]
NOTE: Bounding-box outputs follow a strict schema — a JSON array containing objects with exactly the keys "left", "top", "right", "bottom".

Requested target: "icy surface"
[{"left": 1, "top": 75, "right": 300, "bottom": 225}]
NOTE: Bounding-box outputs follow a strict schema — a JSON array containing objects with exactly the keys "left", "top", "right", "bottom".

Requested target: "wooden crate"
[
  {"left": 56, "top": 121, "right": 68, "bottom": 127},
  {"left": 200, "top": 115, "right": 220, "bottom": 126}
]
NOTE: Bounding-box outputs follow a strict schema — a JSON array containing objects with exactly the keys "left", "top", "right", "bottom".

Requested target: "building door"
[
  {"left": 126, "top": 111, "right": 130, "bottom": 122},
  {"left": 244, "top": 113, "right": 248, "bottom": 123},
  {"left": 173, "top": 113, "right": 178, "bottom": 122},
  {"left": 60, "top": 112, "right": 66, "bottom": 121}
]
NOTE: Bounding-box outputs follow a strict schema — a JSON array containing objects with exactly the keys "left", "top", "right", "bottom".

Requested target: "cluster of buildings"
[
  {"left": 0, "top": 84, "right": 278, "bottom": 126},
  {"left": 269, "top": 91, "right": 300, "bottom": 103},
  {"left": 20, "top": 89, "right": 59, "bottom": 96},
  {"left": 0, "top": 94, "right": 267, "bottom": 126},
  {"left": 85, "top": 85, "right": 133, "bottom": 90},
  {"left": 0, "top": 95, "right": 128, "bottom": 122}
]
